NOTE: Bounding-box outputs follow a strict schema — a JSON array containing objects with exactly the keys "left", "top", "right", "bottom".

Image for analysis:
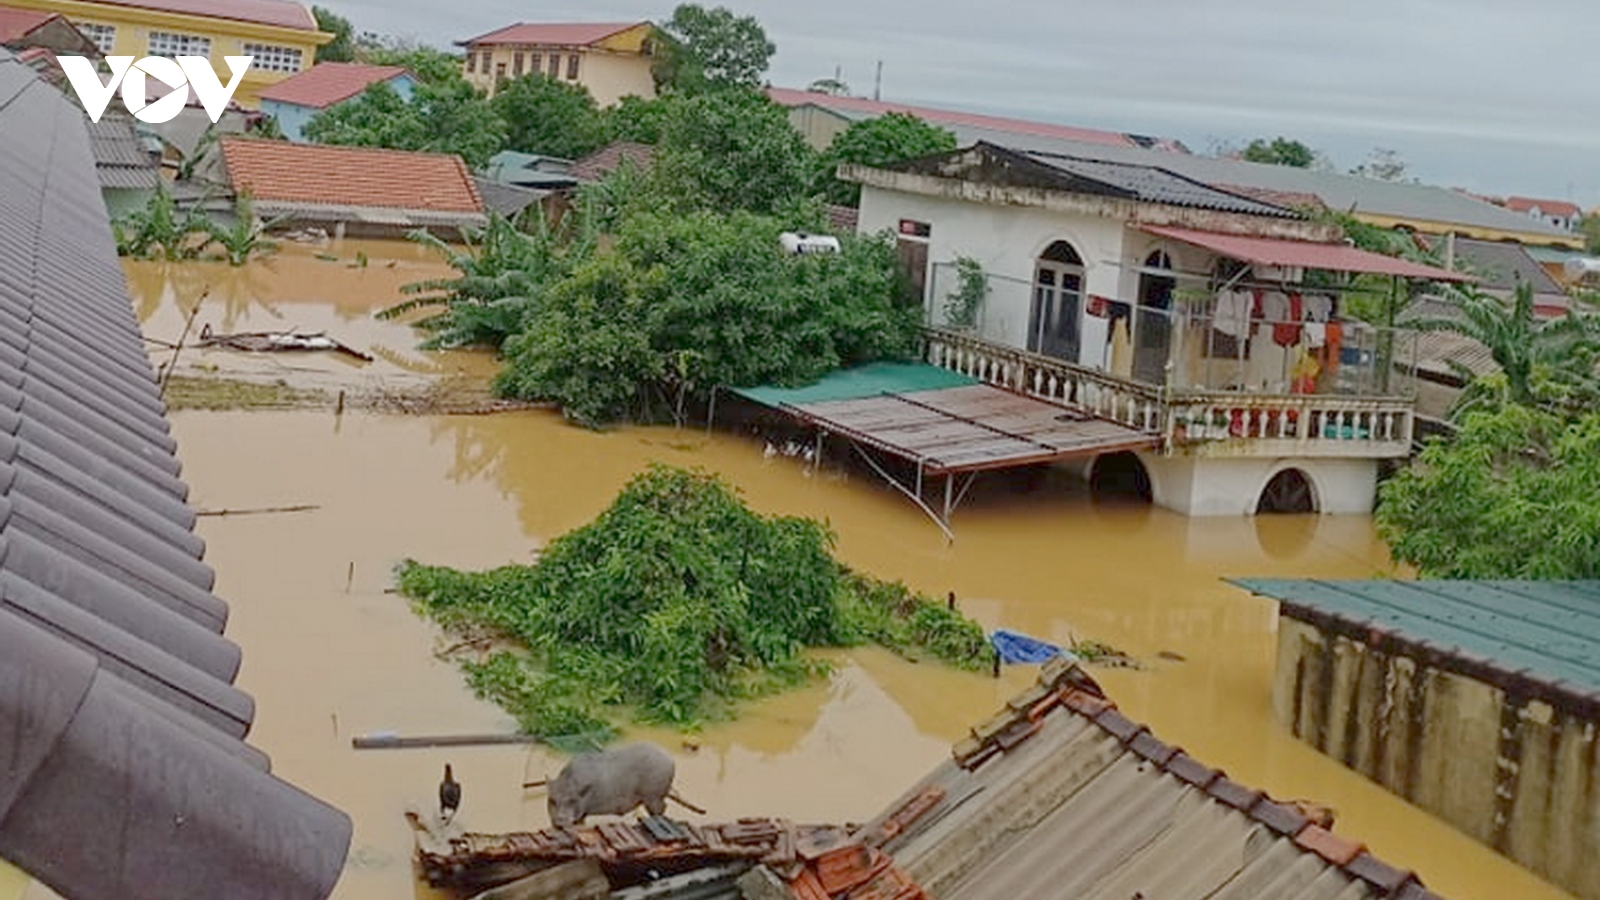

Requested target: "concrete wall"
[
  {"left": 1137, "top": 453, "right": 1376, "bottom": 516},
  {"left": 467, "top": 47, "right": 654, "bottom": 106},
  {"left": 1274, "top": 617, "right": 1600, "bottom": 900}
]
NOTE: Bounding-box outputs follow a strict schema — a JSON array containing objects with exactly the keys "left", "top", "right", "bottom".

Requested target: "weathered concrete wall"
[
  {"left": 1139, "top": 454, "right": 1377, "bottom": 516},
  {"left": 1274, "top": 617, "right": 1600, "bottom": 899}
]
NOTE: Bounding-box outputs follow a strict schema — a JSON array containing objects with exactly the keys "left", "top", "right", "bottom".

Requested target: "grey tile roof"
[
  {"left": 0, "top": 49, "right": 351, "bottom": 900},
  {"left": 1436, "top": 236, "right": 1565, "bottom": 296},
  {"left": 473, "top": 176, "right": 548, "bottom": 218},
  {"left": 859, "top": 658, "right": 1449, "bottom": 900},
  {"left": 83, "top": 113, "right": 161, "bottom": 191}
]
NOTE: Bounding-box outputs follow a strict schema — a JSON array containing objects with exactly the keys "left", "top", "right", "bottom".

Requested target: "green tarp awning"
[{"left": 729, "top": 362, "right": 979, "bottom": 408}]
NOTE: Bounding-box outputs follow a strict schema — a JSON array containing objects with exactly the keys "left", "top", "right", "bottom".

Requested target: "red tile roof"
[
  {"left": 766, "top": 86, "right": 1135, "bottom": 148},
  {"left": 255, "top": 62, "right": 409, "bottom": 109},
  {"left": 1141, "top": 225, "right": 1475, "bottom": 282},
  {"left": 462, "top": 21, "right": 644, "bottom": 48},
  {"left": 1504, "top": 195, "right": 1582, "bottom": 218},
  {"left": 0, "top": 6, "right": 55, "bottom": 43},
  {"left": 219, "top": 138, "right": 483, "bottom": 213},
  {"left": 81, "top": 0, "right": 316, "bottom": 31},
  {"left": 570, "top": 140, "right": 654, "bottom": 182}
]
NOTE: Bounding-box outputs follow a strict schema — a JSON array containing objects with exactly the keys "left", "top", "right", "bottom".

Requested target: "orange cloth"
[{"left": 1321, "top": 322, "right": 1344, "bottom": 377}]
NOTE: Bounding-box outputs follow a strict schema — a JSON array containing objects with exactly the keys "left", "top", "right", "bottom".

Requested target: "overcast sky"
[{"left": 325, "top": 0, "right": 1600, "bottom": 209}]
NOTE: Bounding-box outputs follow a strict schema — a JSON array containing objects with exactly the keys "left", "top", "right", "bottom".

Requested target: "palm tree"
[{"left": 1403, "top": 281, "right": 1600, "bottom": 417}]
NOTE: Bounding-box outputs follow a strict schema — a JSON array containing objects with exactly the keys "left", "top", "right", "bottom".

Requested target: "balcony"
[{"left": 922, "top": 328, "right": 1415, "bottom": 460}]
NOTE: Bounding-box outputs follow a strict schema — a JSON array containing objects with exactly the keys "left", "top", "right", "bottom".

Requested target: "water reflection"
[{"left": 157, "top": 409, "right": 1573, "bottom": 900}]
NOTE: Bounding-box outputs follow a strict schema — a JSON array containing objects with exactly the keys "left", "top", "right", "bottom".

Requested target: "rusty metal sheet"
[{"left": 793, "top": 385, "right": 1157, "bottom": 475}]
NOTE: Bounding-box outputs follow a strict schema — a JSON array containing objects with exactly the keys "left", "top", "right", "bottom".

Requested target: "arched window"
[
  {"left": 1029, "top": 240, "right": 1084, "bottom": 362},
  {"left": 1133, "top": 249, "right": 1176, "bottom": 384}
]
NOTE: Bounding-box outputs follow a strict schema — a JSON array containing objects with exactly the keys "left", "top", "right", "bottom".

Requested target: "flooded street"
[{"left": 96, "top": 243, "right": 1579, "bottom": 900}]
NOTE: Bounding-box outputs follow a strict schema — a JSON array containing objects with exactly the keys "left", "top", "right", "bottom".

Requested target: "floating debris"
[{"left": 198, "top": 323, "right": 374, "bottom": 361}]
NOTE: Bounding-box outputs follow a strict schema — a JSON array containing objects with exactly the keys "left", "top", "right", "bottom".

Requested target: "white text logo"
[{"left": 59, "top": 56, "right": 251, "bottom": 124}]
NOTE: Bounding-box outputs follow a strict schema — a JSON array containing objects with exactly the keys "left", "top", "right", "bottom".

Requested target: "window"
[
  {"left": 465, "top": 52, "right": 475, "bottom": 74},
  {"left": 146, "top": 31, "right": 211, "bottom": 58},
  {"left": 242, "top": 42, "right": 302, "bottom": 73},
  {"left": 76, "top": 22, "right": 116, "bottom": 54},
  {"left": 513, "top": 51, "right": 524, "bottom": 76},
  {"left": 566, "top": 54, "right": 579, "bottom": 79},
  {"left": 529, "top": 53, "right": 541, "bottom": 74},
  {"left": 546, "top": 54, "right": 559, "bottom": 77}
]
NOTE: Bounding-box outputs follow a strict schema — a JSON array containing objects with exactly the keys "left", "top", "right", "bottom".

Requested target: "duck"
[{"left": 439, "top": 763, "right": 461, "bottom": 823}]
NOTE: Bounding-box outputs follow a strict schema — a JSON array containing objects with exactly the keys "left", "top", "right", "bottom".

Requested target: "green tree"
[
  {"left": 1377, "top": 405, "right": 1600, "bottom": 579},
  {"left": 815, "top": 112, "right": 956, "bottom": 205},
  {"left": 599, "top": 94, "right": 671, "bottom": 145},
  {"left": 493, "top": 209, "right": 919, "bottom": 426},
  {"left": 1239, "top": 136, "right": 1317, "bottom": 168},
  {"left": 304, "top": 79, "right": 506, "bottom": 169},
  {"left": 358, "top": 40, "right": 463, "bottom": 85},
  {"left": 649, "top": 88, "right": 812, "bottom": 214},
  {"left": 1401, "top": 281, "right": 1600, "bottom": 416},
  {"left": 1579, "top": 213, "right": 1600, "bottom": 255},
  {"left": 490, "top": 74, "right": 604, "bottom": 159},
  {"left": 311, "top": 6, "right": 355, "bottom": 62},
  {"left": 653, "top": 4, "right": 774, "bottom": 94}
]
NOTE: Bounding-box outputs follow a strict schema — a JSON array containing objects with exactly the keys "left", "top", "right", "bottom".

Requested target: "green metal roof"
[
  {"left": 730, "top": 362, "right": 979, "bottom": 408},
  {"left": 1233, "top": 578, "right": 1600, "bottom": 698}
]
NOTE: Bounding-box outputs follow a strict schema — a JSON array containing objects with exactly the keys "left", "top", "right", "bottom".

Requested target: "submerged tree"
[
  {"left": 303, "top": 78, "right": 506, "bottom": 169},
  {"left": 649, "top": 88, "right": 813, "bottom": 215},
  {"left": 1239, "top": 136, "right": 1318, "bottom": 168},
  {"left": 490, "top": 74, "right": 605, "bottom": 160},
  {"left": 311, "top": 6, "right": 355, "bottom": 62},
  {"left": 1377, "top": 405, "right": 1600, "bottom": 579}
]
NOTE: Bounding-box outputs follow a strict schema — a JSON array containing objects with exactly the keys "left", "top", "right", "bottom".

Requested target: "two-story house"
[
  {"left": 2, "top": 0, "right": 330, "bottom": 107},
  {"left": 845, "top": 143, "right": 1471, "bottom": 518},
  {"left": 456, "top": 21, "right": 656, "bottom": 106}
]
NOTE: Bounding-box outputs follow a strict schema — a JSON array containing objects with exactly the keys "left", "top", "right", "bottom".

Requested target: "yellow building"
[
  {"left": 458, "top": 21, "right": 657, "bottom": 106},
  {"left": 3, "top": 0, "right": 331, "bottom": 107}
]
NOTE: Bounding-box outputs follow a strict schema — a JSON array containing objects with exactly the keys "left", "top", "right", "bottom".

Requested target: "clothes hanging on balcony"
[
  {"left": 1302, "top": 293, "right": 1333, "bottom": 348},
  {"left": 1214, "top": 288, "right": 1253, "bottom": 338},
  {"left": 1267, "top": 291, "right": 1304, "bottom": 347}
]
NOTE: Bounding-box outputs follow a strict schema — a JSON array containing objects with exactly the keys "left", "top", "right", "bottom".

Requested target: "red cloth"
[{"left": 1273, "top": 293, "right": 1304, "bottom": 347}]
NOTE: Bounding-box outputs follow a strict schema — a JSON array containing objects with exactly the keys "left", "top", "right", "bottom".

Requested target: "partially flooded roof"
[
  {"left": 0, "top": 49, "right": 350, "bottom": 900},
  {"left": 858, "top": 658, "right": 1451, "bottom": 900}
]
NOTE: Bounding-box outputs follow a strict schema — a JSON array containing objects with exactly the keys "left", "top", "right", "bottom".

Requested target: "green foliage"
[
  {"left": 398, "top": 466, "right": 989, "bottom": 734},
  {"left": 1401, "top": 282, "right": 1600, "bottom": 417},
  {"left": 1580, "top": 214, "right": 1600, "bottom": 256},
  {"left": 1349, "top": 147, "right": 1409, "bottom": 182},
  {"left": 653, "top": 4, "right": 774, "bottom": 94},
  {"left": 814, "top": 112, "right": 956, "bottom": 206},
  {"left": 113, "top": 187, "right": 212, "bottom": 260},
  {"left": 1240, "top": 136, "right": 1317, "bottom": 168},
  {"left": 303, "top": 77, "right": 506, "bottom": 168},
  {"left": 492, "top": 210, "right": 920, "bottom": 426},
  {"left": 383, "top": 212, "right": 583, "bottom": 348},
  {"left": 359, "top": 41, "right": 464, "bottom": 85},
  {"left": 491, "top": 74, "right": 605, "bottom": 159},
  {"left": 1377, "top": 405, "right": 1600, "bottom": 579},
  {"left": 599, "top": 95, "right": 671, "bottom": 145},
  {"left": 205, "top": 194, "right": 284, "bottom": 266},
  {"left": 248, "top": 114, "right": 286, "bottom": 140},
  {"left": 311, "top": 6, "right": 355, "bottom": 62},
  {"left": 650, "top": 88, "right": 814, "bottom": 215},
  {"left": 942, "top": 256, "right": 989, "bottom": 329}
]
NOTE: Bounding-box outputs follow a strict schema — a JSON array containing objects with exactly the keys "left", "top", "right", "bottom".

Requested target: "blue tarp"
[{"left": 991, "top": 629, "right": 1070, "bottom": 665}]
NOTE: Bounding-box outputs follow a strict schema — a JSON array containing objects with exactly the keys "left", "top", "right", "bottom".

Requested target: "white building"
[{"left": 847, "top": 143, "right": 1470, "bottom": 517}]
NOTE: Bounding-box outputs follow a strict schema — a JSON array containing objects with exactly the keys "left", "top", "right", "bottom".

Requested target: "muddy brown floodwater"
[{"left": 25, "top": 241, "right": 1566, "bottom": 900}]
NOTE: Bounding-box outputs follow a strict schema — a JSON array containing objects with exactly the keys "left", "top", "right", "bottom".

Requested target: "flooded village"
[{"left": 2, "top": 3, "right": 1600, "bottom": 900}]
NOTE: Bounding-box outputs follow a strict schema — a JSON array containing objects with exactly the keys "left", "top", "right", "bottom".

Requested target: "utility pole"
[{"left": 873, "top": 60, "right": 882, "bottom": 101}]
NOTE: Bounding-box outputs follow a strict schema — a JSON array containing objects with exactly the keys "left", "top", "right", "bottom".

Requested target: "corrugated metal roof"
[
  {"left": 860, "top": 658, "right": 1448, "bottom": 900},
  {"left": 0, "top": 48, "right": 350, "bottom": 900},
  {"left": 1023, "top": 151, "right": 1298, "bottom": 217},
  {"left": 879, "top": 133, "right": 1570, "bottom": 240},
  {"left": 1142, "top": 226, "right": 1473, "bottom": 282},
  {"left": 1233, "top": 579, "right": 1600, "bottom": 716},
  {"left": 1430, "top": 236, "right": 1565, "bottom": 296},
  {"left": 473, "top": 177, "right": 547, "bottom": 218},
  {"left": 766, "top": 86, "right": 1139, "bottom": 149}
]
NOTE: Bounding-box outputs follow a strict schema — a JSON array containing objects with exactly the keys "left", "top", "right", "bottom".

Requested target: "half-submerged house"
[{"left": 845, "top": 143, "right": 1471, "bottom": 517}]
